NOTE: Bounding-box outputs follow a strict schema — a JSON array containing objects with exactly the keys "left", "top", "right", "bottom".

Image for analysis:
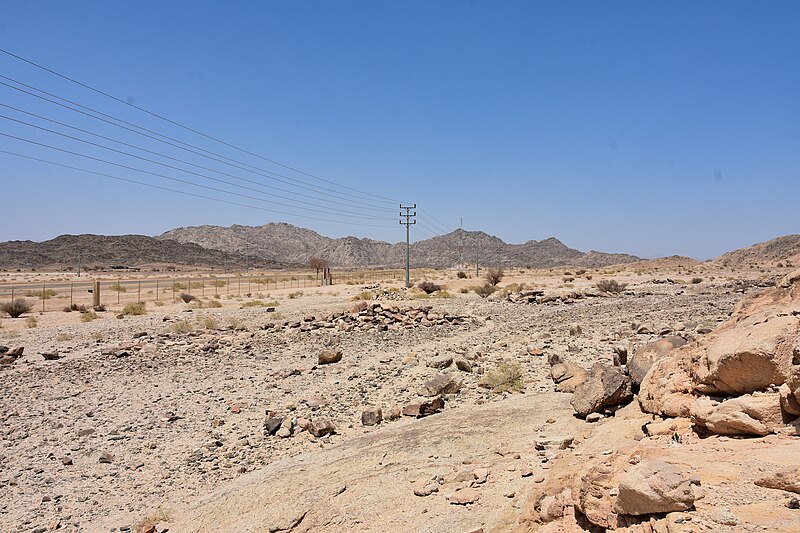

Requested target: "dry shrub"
[
  {"left": 595, "top": 279, "right": 628, "bottom": 294},
  {"left": 456, "top": 271, "right": 468, "bottom": 279},
  {"left": 0, "top": 298, "right": 34, "bottom": 318},
  {"left": 474, "top": 284, "right": 496, "bottom": 298},
  {"left": 418, "top": 281, "right": 443, "bottom": 294},
  {"left": 480, "top": 361, "right": 524, "bottom": 393},
  {"left": 485, "top": 268, "right": 504, "bottom": 286},
  {"left": 122, "top": 302, "right": 147, "bottom": 316}
]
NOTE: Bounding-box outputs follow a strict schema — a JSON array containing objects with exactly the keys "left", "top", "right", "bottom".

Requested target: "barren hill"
[
  {"left": 0, "top": 234, "right": 286, "bottom": 270},
  {"left": 159, "top": 223, "right": 640, "bottom": 269},
  {"left": 715, "top": 234, "right": 800, "bottom": 268}
]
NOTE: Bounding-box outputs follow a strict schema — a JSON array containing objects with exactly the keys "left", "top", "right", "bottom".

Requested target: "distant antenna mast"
[{"left": 400, "top": 204, "right": 417, "bottom": 288}]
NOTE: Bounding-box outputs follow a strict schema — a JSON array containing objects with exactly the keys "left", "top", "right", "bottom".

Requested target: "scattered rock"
[
  {"left": 420, "top": 373, "right": 463, "bottom": 397},
  {"left": 614, "top": 460, "right": 697, "bottom": 515},
  {"left": 571, "top": 363, "right": 633, "bottom": 418},
  {"left": 361, "top": 407, "right": 382, "bottom": 426},
  {"left": 309, "top": 419, "right": 336, "bottom": 437},
  {"left": 450, "top": 487, "right": 480, "bottom": 505},
  {"left": 318, "top": 349, "right": 342, "bottom": 365}
]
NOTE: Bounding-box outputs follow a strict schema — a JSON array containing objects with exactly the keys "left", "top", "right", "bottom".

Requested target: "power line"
[
  {"left": 0, "top": 47, "right": 403, "bottom": 205},
  {"left": 0, "top": 103, "right": 395, "bottom": 215},
  {"left": 418, "top": 207, "right": 453, "bottom": 234},
  {"left": 0, "top": 115, "right": 393, "bottom": 221},
  {"left": 0, "top": 131, "right": 396, "bottom": 222},
  {"left": 0, "top": 148, "right": 396, "bottom": 228},
  {"left": 0, "top": 76, "right": 395, "bottom": 209}
]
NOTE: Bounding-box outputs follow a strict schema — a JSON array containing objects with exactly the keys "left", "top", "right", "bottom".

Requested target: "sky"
[{"left": 0, "top": 1, "right": 798, "bottom": 259}]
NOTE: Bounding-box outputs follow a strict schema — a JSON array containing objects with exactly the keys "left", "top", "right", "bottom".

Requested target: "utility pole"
[
  {"left": 400, "top": 204, "right": 416, "bottom": 288},
  {"left": 459, "top": 218, "right": 463, "bottom": 268},
  {"left": 475, "top": 233, "right": 480, "bottom": 277},
  {"left": 77, "top": 252, "right": 81, "bottom": 277}
]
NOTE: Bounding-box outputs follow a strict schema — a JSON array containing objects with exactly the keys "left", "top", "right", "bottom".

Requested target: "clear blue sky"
[{"left": 0, "top": 1, "right": 798, "bottom": 259}]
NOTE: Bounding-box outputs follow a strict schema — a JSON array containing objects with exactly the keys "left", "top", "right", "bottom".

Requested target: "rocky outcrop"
[
  {"left": 639, "top": 271, "right": 800, "bottom": 436},
  {"left": 614, "top": 460, "right": 697, "bottom": 515},
  {"left": 549, "top": 354, "right": 589, "bottom": 393}
]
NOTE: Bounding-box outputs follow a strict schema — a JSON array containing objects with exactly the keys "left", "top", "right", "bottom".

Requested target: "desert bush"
[
  {"left": 171, "top": 320, "right": 193, "bottom": 334},
  {"left": 354, "top": 290, "right": 373, "bottom": 301},
  {"left": 575, "top": 269, "right": 586, "bottom": 276},
  {"left": 456, "top": 271, "right": 468, "bottom": 279},
  {"left": 109, "top": 283, "right": 127, "bottom": 293},
  {"left": 179, "top": 292, "right": 196, "bottom": 303},
  {"left": 434, "top": 290, "right": 454, "bottom": 298},
  {"left": 25, "top": 288, "right": 57, "bottom": 299},
  {"left": 485, "top": 268, "right": 504, "bottom": 286},
  {"left": 459, "top": 287, "right": 469, "bottom": 294},
  {"left": 81, "top": 310, "right": 98, "bottom": 322},
  {"left": 241, "top": 299, "right": 279, "bottom": 308},
  {"left": 207, "top": 299, "right": 223, "bottom": 308},
  {"left": 154, "top": 301, "right": 164, "bottom": 307},
  {"left": 210, "top": 280, "right": 227, "bottom": 287},
  {"left": 63, "top": 303, "right": 87, "bottom": 313},
  {"left": 0, "top": 298, "right": 34, "bottom": 318},
  {"left": 690, "top": 277, "right": 703, "bottom": 284},
  {"left": 25, "top": 316, "right": 38, "bottom": 328},
  {"left": 474, "top": 284, "right": 496, "bottom": 298},
  {"left": 122, "top": 302, "right": 146, "bottom": 316},
  {"left": 480, "top": 361, "right": 524, "bottom": 393},
  {"left": 288, "top": 291, "right": 303, "bottom": 299},
  {"left": 201, "top": 317, "right": 218, "bottom": 330},
  {"left": 228, "top": 318, "right": 246, "bottom": 331},
  {"left": 94, "top": 304, "right": 106, "bottom": 312},
  {"left": 595, "top": 279, "right": 628, "bottom": 294},
  {"left": 418, "top": 281, "right": 443, "bottom": 294}
]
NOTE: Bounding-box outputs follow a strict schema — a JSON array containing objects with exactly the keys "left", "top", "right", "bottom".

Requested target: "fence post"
[
  {"left": 42, "top": 282, "right": 46, "bottom": 312},
  {"left": 138, "top": 280, "right": 141, "bottom": 303},
  {"left": 156, "top": 280, "right": 159, "bottom": 301},
  {"left": 10, "top": 285, "right": 14, "bottom": 301},
  {"left": 93, "top": 280, "right": 100, "bottom": 308},
  {"left": 117, "top": 282, "right": 121, "bottom": 304},
  {"left": 70, "top": 283, "right": 73, "bottom": 308},
  {"left": 202, "top": 278, "right": 205, "bottom": 298}
]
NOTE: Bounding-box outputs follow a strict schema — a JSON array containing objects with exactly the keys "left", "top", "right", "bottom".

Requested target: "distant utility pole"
[
  {"left": 400, "top": 204, "right": 417, "bottom": 288},
  {"left": 475, "top": 233, "right": 480, "bottom": 277},
  {"left": 459, "top": 218, "right": 463, "bottom": 268},
  {"left": 77, "top": 252, "right": 81, "bottom": 277}
]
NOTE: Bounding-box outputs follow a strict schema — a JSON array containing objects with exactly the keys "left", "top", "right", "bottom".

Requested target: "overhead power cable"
[
  {"left": 418, "top": 207, "right": 453, "bottom": 234},
  {"left": 0, "top": 149, "right": 395, "bottom": 228},
  {"left": 0, "top": 76, "right": 393, "bottom": 210},
  {"left": 0, "top": 103, "right": 394, "bottom": 215},
  {"left": 0, "top": 47, "right": 402, "bottom": 204},
  {"left": 0, "top": 130, "right": 395, "bottom": 222},
  {"left": 0, "top": 114, "right": 393, "bottom": 221}
]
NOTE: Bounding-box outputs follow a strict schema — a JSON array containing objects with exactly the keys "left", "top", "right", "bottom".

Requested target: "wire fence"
[{"left": 0, "top": 269, "right": 405, "bottom": 313}]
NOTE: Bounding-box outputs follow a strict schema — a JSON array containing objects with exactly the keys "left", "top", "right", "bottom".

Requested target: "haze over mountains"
[{"left": 1, "top": 222, "right": 799, "bottom": 271}]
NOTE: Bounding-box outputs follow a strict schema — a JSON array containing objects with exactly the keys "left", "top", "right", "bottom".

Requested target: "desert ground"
[{"left": 1, "top": 263, "right": 799, "bottom": 532}]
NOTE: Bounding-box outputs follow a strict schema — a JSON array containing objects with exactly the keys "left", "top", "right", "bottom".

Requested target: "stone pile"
[
  {"left": 506, "top": 288, "right": 602, "bottom": 305},
  {"left": 283, "top": 303, "right": 470, "bottom": 332}
]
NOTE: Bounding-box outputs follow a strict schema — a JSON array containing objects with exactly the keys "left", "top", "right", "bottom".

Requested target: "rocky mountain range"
[
  {"left": 715, "top": 234, "right": 800, "bottom": 268},
  {"left": 0, "top": 234, "right": 285, "bottom": 270},
  {"left": 159, "top": 223, "right": 641, "bottom": 269}
]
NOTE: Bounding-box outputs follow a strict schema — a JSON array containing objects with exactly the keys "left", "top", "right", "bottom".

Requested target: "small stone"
[
  {"left": 586, "top": 413, "right": 603, "bottom": 423},
  {"left": 61, "top": 456, "right": 73, "bottom": 466},
  {"left": 413, "top": 481, "right": 439, "bottom": 496},
  {"left": 450, "top": 487, "right": 480, "bottom": 505},
  {"left": 318, "top": 349, "right": 342, "bottom": 365},
  {"left": 309, "top": 419, "right": 336, "bottom": 437},
  {"left": 361, "top": 407, "right": 383, "bottom": 426},
  {"left": 98, "top": 451, "right": 114, "bottom": 464},
  {"left": 787, "top": 497, "right": 800, "bottom": 509}
]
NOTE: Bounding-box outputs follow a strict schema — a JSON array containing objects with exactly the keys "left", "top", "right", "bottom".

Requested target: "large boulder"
[
  {"left": 755, "top": 466, "right": 800, "bottom": 494},
  {"left": 627, "top": 336, "right": 687, "bottom": 385},
  {"left": 690, "top": 393, "right": 784, "bottom": 436},
  {"left": 638, "top": 352, "right": 697, "bottom": 418},
  {"left": 571, "top": 364, "right": 633, "bottom": 418},
  {"left": 614, "top": 460, "right": 696, "bottom": 515},
  {"left": 693, "top": 310, "right": 798, "bottom": 395}
]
